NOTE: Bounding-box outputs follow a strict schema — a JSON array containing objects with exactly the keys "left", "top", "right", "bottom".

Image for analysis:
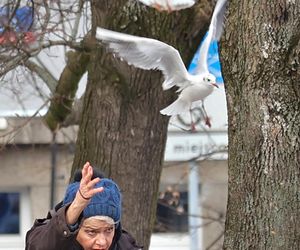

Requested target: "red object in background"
[
  {"left": 23, "top": 31, "right": 36, "bottom": 44},
  {"left": 0, "top": 31, "right": 36, "bottom": 46},
  {"left": 0, "top": 5, "right": 36, "bottom": 46},
  {"left": 0, "top": 31, "right": 17, "bottom": 45}
]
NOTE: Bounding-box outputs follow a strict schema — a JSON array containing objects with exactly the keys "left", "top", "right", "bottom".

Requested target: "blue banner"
[
  {"left": 0, "top": 6, "right": 33, "bottom": 34},
  {"left": 188, "top": 33, "right": 224, "bottom": 84}
]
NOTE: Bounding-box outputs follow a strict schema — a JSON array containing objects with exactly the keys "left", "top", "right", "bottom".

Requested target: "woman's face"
[{"left": 76, "top": 218, "right": 115, "bottom": 250}]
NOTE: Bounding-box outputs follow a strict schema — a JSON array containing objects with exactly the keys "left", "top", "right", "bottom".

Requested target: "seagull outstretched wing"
[
  {"left": 96, "top": 27, "right": 190, "bottom": 90},
  {"left": 196, "top": 0, "right": 227, "bottom": 74}
]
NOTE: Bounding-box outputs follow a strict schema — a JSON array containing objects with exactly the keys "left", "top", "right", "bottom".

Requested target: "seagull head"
[{"left": 203, "top": 73, "right": 219, "bottom": 88}]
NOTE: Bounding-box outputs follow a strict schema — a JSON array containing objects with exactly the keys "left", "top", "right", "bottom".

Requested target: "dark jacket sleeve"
[
  {"left": 116, "top": 230, "right": 143, "bottom": 250},
  {"left": 25, "top": 204, "right": 82, "bottom": 250}
]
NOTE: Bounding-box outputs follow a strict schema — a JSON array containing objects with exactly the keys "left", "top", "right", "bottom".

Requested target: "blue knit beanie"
[{"left": 63, "top": 178, "right": 121, "bottom": 223}]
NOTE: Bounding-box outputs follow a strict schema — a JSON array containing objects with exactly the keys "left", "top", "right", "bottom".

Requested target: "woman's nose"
[{"left": 95, "top": 233, "right": 106, "bottom": 246}]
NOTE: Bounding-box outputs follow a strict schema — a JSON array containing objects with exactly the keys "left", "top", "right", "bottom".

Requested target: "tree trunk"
[
  {"left": 222, "top": 1, "right": 300, "bottom": 249},
  {"left": 70, "top": 0, "right": 214, "bottom": 248}
]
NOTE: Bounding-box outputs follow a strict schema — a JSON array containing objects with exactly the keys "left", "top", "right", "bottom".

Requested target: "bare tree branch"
[
  {"left": 23, "top": 58, "right": 58, "bottom": 93},
  {"left": 70, "top": 0, "right": 85, "bottom": 39},
  {"left": 44, "top": 50, "right": 90, "bottom": 131},
  {"left": 0, "top": 52, "right": 28, "bottom": 76}
]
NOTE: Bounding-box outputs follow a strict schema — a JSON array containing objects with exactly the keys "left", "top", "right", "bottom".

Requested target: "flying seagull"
[
  {"left": 95, "top": 0, "right": 227, "bottom": 129},
  {"left": 138, "top": 0, "right": 196, "bottom": 12}
]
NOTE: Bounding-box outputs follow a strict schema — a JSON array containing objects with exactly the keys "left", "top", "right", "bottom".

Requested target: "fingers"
[
  {"left": 81, "top": 162, "right": 90, "bottom": 179},
  {"left": 82, "top": 162, "right": 90, "bottom": 176},
  {"left": 86, "top": 177, "right": 100, "bottom": 189},
  {"left": 78, "top": 162, "right": 103, "bottom": 201},
  {"left": 90, "top": 187, "right": 104, "bottom": 197},
  {"left": 81, "top": 162, "right": 93, "bottom": 184}
]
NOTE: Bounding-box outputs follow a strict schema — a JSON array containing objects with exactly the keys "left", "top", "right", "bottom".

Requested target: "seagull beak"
[{"left": 212, "top": 83, "right": 219, "bottom": 88}]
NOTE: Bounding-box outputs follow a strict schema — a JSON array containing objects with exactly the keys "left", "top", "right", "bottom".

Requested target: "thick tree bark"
[
  {"left": 222, "top": 1, "right": 300, "bottom": 249},
  {"left": 70, "top": 0, "right": 215, "bottom": 248}
]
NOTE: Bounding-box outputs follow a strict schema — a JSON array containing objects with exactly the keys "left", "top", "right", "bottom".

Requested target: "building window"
[
  {"left": 0, "top": 192, "right": 20, "bottom": 234},
  {"left": 0, "top": 188, "right": 31, "bottom": 250},
  {"left": 154, "top": 187, "right": 188, "bottom": 233}
]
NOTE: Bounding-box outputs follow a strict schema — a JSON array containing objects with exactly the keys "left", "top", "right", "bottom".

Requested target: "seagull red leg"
[
  {"left": 201, "top": 102, "right": 211, "bottom": 128},
  {"left": 189, "top": 107, "right": 196, "bottom": 132}
]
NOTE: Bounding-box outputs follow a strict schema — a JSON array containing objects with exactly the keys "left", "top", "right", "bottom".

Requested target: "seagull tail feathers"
[{"left": 160, "top": 99, "right": 190, "bottom": 116}]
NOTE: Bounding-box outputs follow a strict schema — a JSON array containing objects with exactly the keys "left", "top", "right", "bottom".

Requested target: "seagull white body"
[
  {"left": 160, "top": 73, "right": 216, "bottom": 115},
  {"left": 95, "top": 0, "right": 227, "bottom": 121},
  {"left": 138, "top": 0, "right": 196, "bottom": 12}
]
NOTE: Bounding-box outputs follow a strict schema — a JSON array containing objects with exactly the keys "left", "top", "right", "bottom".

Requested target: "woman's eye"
[
  {"left": 86, "top": 230, "right": 96, "bottom": 237},
  {"left": 106, "top": 227, "right": 114, "bottom": 233}
]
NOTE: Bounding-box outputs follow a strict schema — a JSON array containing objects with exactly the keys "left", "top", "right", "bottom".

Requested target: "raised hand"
[
  {"left": 78, "top": 162, "right": 104, "bottom": 200},
  {"left": 66, "top": 162, "right": 104, "bottom": 225}
]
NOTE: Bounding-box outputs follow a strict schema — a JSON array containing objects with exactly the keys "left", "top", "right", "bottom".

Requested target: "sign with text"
[{"left": 164, "top": 131, "right": 228, "bottom": 162}]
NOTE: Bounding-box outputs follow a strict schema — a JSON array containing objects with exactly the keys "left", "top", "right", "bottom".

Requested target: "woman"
[{"left": 26, "top": 162, "right": 142, "bottom": 250}]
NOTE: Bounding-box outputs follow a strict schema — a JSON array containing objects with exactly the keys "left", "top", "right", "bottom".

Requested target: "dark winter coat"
[{"left": 25, "top": 202, "right": 142, "bottom": 250}]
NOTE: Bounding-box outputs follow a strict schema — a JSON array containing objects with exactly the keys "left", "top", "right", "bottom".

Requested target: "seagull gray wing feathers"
[
  {"left": 96, "top": 27, "right": 190, "bottom": 90},
  {"left": 195, "top": 0, "right": 227, "bottom": 74}
]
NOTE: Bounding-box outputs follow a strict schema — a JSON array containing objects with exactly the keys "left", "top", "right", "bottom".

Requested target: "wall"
[{"left": 0, "top": 145, "right": 73, "bottom": 218}]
